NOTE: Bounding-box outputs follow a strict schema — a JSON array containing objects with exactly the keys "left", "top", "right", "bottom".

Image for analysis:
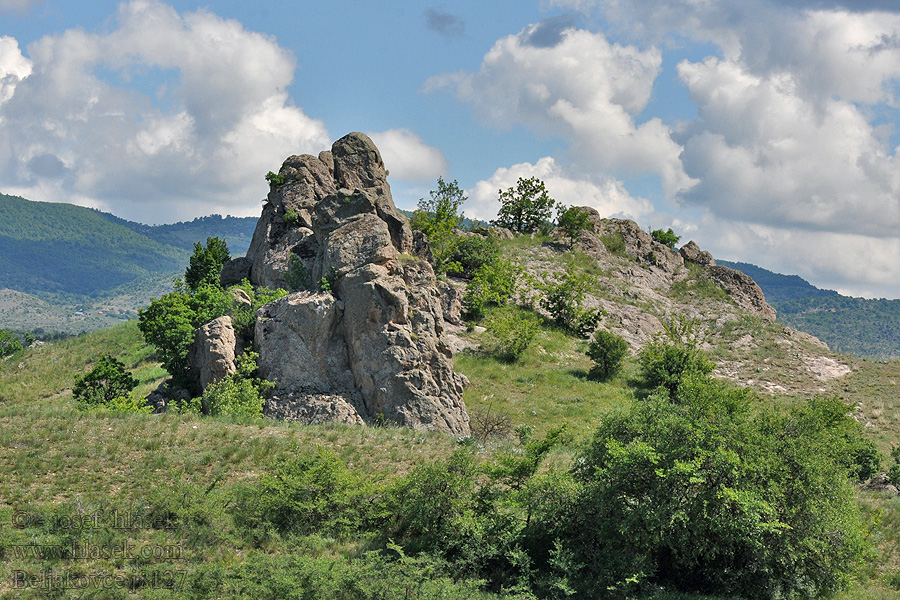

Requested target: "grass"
[
  {"left": 455, "top": 323, "right": 634, "bottom": 440},
  {"left": 1, "top": 228, "right": 899, "bottom": 597}
]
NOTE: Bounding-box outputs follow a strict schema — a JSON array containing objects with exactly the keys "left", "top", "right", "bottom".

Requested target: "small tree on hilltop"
[
  {"left": 556, "top": 205, "right": 592, "bottom": 245},
  {"left": 184, "top": 237, "right": 230, "bottom": 292},
  {"left": 410, "top": 177, "right": 466, "bottom": 274},
  {"left": 494, "top": 177, "right": 555, "bottom": 234},
  {"left": 650, "top": 227, "right": 680, "bottom": 249}
]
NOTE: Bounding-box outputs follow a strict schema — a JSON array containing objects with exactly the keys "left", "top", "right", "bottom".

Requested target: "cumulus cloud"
[
  {"left": 0, "top": 36, "right": 31, "bottom": 106},
  {"left": 465, "top": 156, "right": 652, "bottom": 223},
  {"left": 367, "top": 129, "right": 449, "bottom": 182},
  {"left": 547, "top": 0, "right": 900, "bottom": 296},
  {"left": 0, "top": 0, "right": 330, "bottom": 223},
  {"left": 425, "top": 23, "right": 694, "bottom": 197}
]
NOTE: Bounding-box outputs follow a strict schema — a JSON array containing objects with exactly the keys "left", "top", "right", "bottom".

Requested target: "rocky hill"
[{"left": 177, "top": 132, "right": 853, "bottom": 435}]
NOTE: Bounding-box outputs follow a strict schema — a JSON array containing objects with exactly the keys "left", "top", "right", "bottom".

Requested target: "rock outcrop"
[
  {"left": 228, "top": 132, "right": 469, "bottom": 434},
  {"left": 188, "top": 316, "right": 238, "bottom": 391}
]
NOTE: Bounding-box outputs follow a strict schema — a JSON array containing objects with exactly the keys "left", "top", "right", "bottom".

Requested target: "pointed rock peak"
[{"left": 332, "top": 132, "right": 387, "bottom": 190}]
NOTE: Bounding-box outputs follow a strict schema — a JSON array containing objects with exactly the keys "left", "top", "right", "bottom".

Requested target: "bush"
[
  {"left": 283, "top": 254, "right": 309, "bottom": 291},
  {"left": 282, "top": 209, "right": 301, "bottom": 226},
  {"left": 462, "top": 259, "right": 520, "bottom": 320},
  {"left": 484, "top": 307, "right": 540, "bottom": 362},
  {"left": 545, "top": 384, "right": 871, "bottom": 599},
  {"left": 494, "top": 177, "right": 556, "bottom": 234},
  {"left": 446, "top": 235, "right": 500, "bottom": 279},
  {"left": 650, "top": 227, "right": 680, "bottom": 249},
  {"left": 600, "top": 230, "right": 626, "bottom": 255},
  {"left": 587, "top": 330, "right": 629, "bottom": 380},
  {"left": 107, "top": 393, "right": 154, "bottom": 414},
  {"left": 202, "top": 352, "right": 273, "bottom": 418},
  {"left": 0, "top": 328, "right": 23, "bottom": 357},
  {"left": 234, "top": 448, "right": 375, "bottom": 538},
  {"left": 556, "top": 205, "right": 592, "bottom": 245},
  {"left": 639, "top": 316, "right": 714, "bottom": 397},
  {"left": 73, "top": 354, "right": 139, "bottom": 409},
  {"left": 184, "top": 237, "right": 230, "bottom": 292},
  {"left": 539, "top": 271, "right": 604, "bottom": 337},
  {"left": 265, "top": 170, "right": 285, "bottom": 186}
]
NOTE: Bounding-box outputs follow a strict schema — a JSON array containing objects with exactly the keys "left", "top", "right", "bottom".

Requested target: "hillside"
[
  {"left": 0, "top": 194, "right": 258, "bottom": 334},
  {"left": 0, "top": 194, "right": 188, "bottom": 299},
  {"left": 721, "top": 260, "right": 900, "bottom": 359}
]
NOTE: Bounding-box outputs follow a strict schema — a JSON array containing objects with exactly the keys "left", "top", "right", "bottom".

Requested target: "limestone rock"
[
  {"left": 679, "top": 240, "right": 716, "bottom": 266},
  {"left": 188, "top": 316, "right": 237, "bottom": 391},
  {"left": 707, "top": 265, "right": 778, "bottom": 321},
  {"left": 220, "top": 256, "right": 252, "bottom": 287},
  {"left": 243, "top": 132, "right": 469, "bottom": 434}
]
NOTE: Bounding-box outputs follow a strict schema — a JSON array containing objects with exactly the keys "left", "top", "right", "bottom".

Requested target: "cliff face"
[{"left": 224, "top": 133, "right": 470, "bottom": 434}]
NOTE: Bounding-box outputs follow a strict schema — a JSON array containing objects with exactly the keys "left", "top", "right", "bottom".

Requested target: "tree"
[
  {"left": 650, "top": 227, "right": 680, "bottom": 249},
  {"left": 556, "top": 205, "right": 592, "bottom": 245},
  {"left": 73, "top": 354, "right": 139, "bottom": 409},
  {"left": 184, "top": 237, "right": 230, "bottom": 292},
  {"left": 410, "top": 177, "right": 466, "bottom": 274},
  {"left": 494, "top": 177, "right": 555, "bottom": 233}
]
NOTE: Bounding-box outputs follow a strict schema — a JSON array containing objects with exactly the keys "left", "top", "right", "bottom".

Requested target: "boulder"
[
  {"left": 220, "top": 256, "right": 252, "bottom": 287},
  {"left": 707, "top": 265, "right": 778, "bottom": 321},
  {"left": 679, "top": 240, "right": 716, "bottom": 266},
  {"left": 188, "top": 316, "right": 237, "bottom": 391}
]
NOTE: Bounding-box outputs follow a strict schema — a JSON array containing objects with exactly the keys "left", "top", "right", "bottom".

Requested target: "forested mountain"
[
  {"left": 721, "top": 260, "right": 900, "bottom": 358},
  {"left": 0, "top": 194, "right": 257, "bottom": 334}
]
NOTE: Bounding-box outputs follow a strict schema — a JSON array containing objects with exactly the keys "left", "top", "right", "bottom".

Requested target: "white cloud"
[
  {"left": 0, "top": 0, "right": 43, "bottom": 14},
  {"left": 547, "top": 0, "right": 900, "bottom": 296},
  {"left": 0, "top": 36, "right": 31, "bottom": 107},
  {"left": 465, "top": 156, "right": 652, "bottom": 223},
  {"left": 425, "top": 23, "right": 694, "bottom": 197},
  {"left": 0, "top": 0, "right": 330, "bottom": 223},
  {"left": 367, "top": 129, "right": 449, "bottom": 182}
]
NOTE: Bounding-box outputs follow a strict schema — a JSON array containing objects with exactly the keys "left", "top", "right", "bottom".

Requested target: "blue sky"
[{"left": 1, "top": 0, "right": 900, "bottom": 299}]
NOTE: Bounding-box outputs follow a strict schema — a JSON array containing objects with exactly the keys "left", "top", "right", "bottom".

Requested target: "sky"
[{"left": 1, "top": 0, "right": 900, "bottom": 299}]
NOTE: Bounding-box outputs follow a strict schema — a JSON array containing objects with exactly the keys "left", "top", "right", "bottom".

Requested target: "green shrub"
[
  {"left": 446, "top": 235, "right": 500, "bottom": 279},
  {"left": 639, "top": 316, "right": 714, "bottom": 397},
  {"left": 600, "top": 230, "right": 626, "bottom": 255},
  {"left": 107, "top": 393, "right": 154, "bottom": 414},
  {"left": 556, "top": 205, "right": 592, "bottom": 245},
  {"left": 494, "top": 176, "right": 556, "bottom": 233},
  {"left": 539, "top": 271, "right": 604, "bottom": 337},
  {"left": 184, "top": 237, "right": 230, "bottom": 292},
  {"left": 234, "top": 448, "right": 375, "bottom": 538},
  {"left": 202, "top": 352, "right": 273, "bottom": 418},
  {"left": 284, "top": 254, "right": 309, "bottom": 291},
  {"left": 138, "top": 283, "right": 232, "bottom": 388},
  {"left": 484, "top": 307, "right": 540, "bottom": 362},
  {"left": 462, "top": 259, "right": 520, "bottom": 319},
  {"left": 72, "top": 354, "right": 139, "bottom": 409},
  {"left": 587, "top": 330, "right": 629, "bottom": 380},
  {"left": 283, "top": 209, "right": 301, "bottom": 226},
  {"left": 650, "top": 227, "right": 680, "bottom": 249},
  {"left": 0, "top": 328, "right": 23, "bottom": 357},
  {"left": 265, "top": 170, "right": 285, "bottom": 186}
]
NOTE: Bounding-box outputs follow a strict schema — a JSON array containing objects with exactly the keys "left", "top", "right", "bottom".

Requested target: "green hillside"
[
  {"left": 721, "top": 260, "right": 900, "bottom": 359},
  {"left": 0, "top": 194, "right": 188, "bottom": 299},
  {"left": 110, "top": 213, "right": 258, "bottom": 255}
]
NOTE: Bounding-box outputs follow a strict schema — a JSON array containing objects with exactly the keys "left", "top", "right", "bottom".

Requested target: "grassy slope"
[{"left": 0, "top": 235, "right": 898, "bottom": 597}]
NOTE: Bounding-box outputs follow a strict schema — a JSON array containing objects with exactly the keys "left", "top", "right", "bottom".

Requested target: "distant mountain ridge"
[
  {"left": 720, "top": 260, "right": 900, "bottom": 359},
  {"left": 0, "top": 193, "right": 257, "bottom": 334}
]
